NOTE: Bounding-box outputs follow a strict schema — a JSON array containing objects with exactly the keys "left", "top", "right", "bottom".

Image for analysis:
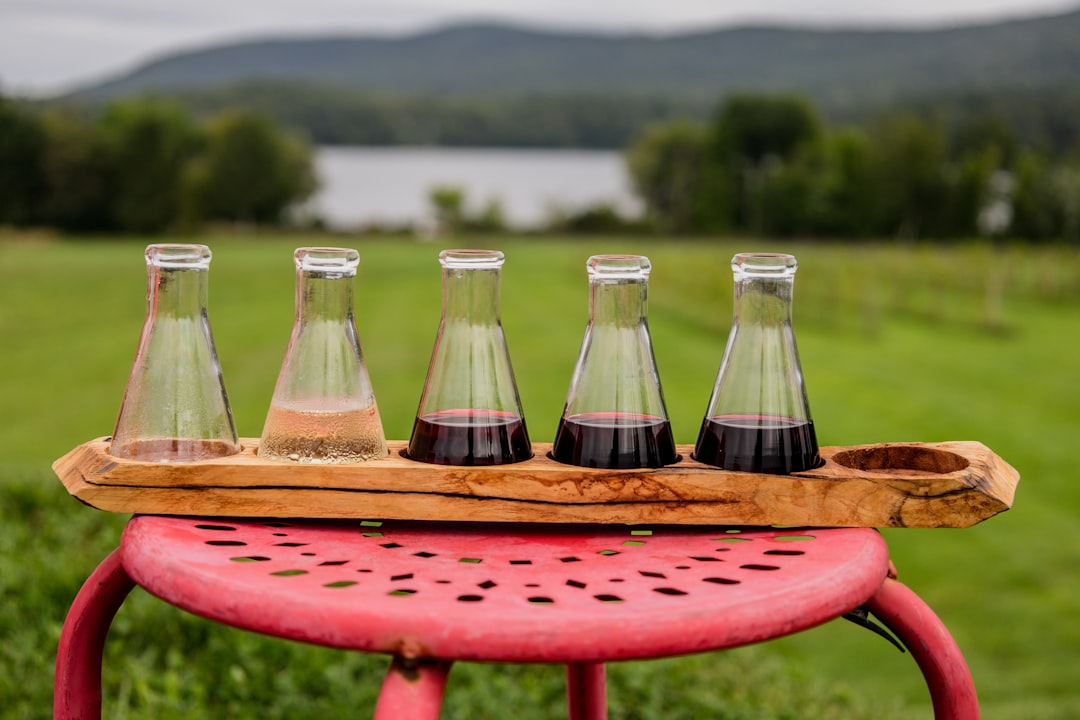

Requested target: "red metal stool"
[{"left": 55, "top": 516, "right": 978, "bottom": 719}]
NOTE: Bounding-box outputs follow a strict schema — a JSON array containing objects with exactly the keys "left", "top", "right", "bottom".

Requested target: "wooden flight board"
[{"left": 54, "top": 438, "right": 1018, "bottom": 528}]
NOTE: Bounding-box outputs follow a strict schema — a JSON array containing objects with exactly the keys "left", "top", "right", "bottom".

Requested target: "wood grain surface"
[{"left": 54, "top": 437, "right": 1019, "bottom": 528}]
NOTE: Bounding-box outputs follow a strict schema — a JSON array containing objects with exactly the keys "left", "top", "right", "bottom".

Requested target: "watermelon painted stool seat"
[{"left": 54, "top": 516, "right": 978, "bottom": 718}]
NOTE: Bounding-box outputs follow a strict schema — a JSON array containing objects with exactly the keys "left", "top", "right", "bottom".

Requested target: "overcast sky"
[{"left": 2, "top": 0, "right": 1077, "bottom": 95}]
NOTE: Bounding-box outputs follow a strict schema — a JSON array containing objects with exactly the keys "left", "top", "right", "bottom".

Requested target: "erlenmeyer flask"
[
  {"left": 694, "top": 253, "right": 820, "bottom": 474},
  {"left": 407, "top": 249, "right": 531, "bottom": 466},
  {"left": 259, "top": 247, "right": 388, "bottom": 464},
  {"left": 552, "top": 255, "right": 677, "bottom": 469},
  {"left": 111, "top": 244, "right": 239, "bottom": 462}
]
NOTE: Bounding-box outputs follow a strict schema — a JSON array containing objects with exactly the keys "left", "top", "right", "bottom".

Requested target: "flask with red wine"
[
  {"left": 694, "top": 253, "right": 820, "bottom": 474},
  {"left": 407, "top": 249, "right": 532, "bottom": 465},
  {"left": 552, "top": 255, "right": 677, "bottom": 469}
]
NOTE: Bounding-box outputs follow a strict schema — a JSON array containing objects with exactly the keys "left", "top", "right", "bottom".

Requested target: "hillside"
[
  {"left": 53, "top": 8, "right": 1080, "bottom": 149},
  {"left": 68, "top": 8, "right": 1080, "bottom": 109}
]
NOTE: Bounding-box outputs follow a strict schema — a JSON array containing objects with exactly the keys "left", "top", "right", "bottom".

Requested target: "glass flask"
[
  {"left": 694, "top": 252, "right": 820, "bottom": 474},
  {"left": 111, "top": 244, "right": 240, "bottom": 462},
  {"left": 407, "top": 249, "right": 532, "bottom": 465},
  {"left": 259, "top": 247, "right": 388, "bottom": 464},
  {"left": 552, "top": 255, "right": 677, "bottom": 469}
]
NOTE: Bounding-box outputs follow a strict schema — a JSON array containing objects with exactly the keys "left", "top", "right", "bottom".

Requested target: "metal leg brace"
[
  {"left": 54, "top": 548, "right": 135, "bottom": 720},
  {"left": 374, "top": 657, "right": 453, "bottom": 720},
  {"left": 567, "top": 662, "right": 607, "bottom": 720},
  {"left": 867, "top": 578, "right": 979, "bottom": 720}
]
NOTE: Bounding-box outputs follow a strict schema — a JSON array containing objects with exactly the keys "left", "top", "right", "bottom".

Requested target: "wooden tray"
[{"left": 53, "top": 437, "right": 1018, "bottom": 528}]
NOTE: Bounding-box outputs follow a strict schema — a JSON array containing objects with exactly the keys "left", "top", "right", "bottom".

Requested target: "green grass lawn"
[{"left": 2, "top": 234, "right": 1079, "bottom": 718}]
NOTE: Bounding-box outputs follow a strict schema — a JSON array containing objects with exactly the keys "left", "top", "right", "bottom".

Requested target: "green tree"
[
  {"left": 97, "top": 99, "right": 202, "bottom": 233},
  {"left": 625, "top": 122, "right": 711, "bottom": 233},
  {"left": 1010, "top": 150, "right": 1059, "bottom": 240},
  {"left": 428, "top": 185, "right": 465, "bottom": 235},
  {"left": 36, "top": 110, "right": 117, "bottom": 232},
  {"left": 712, "top": 95, "right": 821, "bottom": 165},
  {"left": 186, "top": 110, "right": 317, "bottom": 224},
  {"left": 951, "top": 113, "right": 1016, "bottom": 166},
  {"left": 868, "top": 114, "right": 949, "bottom": 239},
  {"left": 0, "top": 95, "right": 47, "bottom": 226},
  {"left": 947, "top": 146, "right": 1002, "bottom": 238},
  {"left": 812, "top": 128, "right": 876, "bottom": 237},
  {"left": 756, "top": 154, "right": 821, "bottom": 236},
  {"left": 709, "top": 95, "right": 822, "bottom": 233},
  {"left": 1055, "top": 162, "right": 1080, "bottom": 243}
]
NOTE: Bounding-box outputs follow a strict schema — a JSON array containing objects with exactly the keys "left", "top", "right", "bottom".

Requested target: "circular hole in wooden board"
[{"left": 831, "top": 445, "right": 969, "bottom": 476}]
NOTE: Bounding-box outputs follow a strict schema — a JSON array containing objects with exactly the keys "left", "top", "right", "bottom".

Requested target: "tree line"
[
  {"left": 0, "top": 94, "right": 316, "bottom": 234},
  {"left": 160, "top": 81, "right": 711, "bottom": 149},
  {"left": 4, "top": 88, "right": 1080, "bottom": 240},
  {"left": 73, "top": 81, "right": 1080, "bottom": 155},
  {"left": 627, "top": 94, "right": 1080, "bottom": 241}
]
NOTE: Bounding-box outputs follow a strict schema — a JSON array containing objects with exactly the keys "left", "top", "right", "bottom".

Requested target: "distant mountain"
[
  {"left": 52, "top": 8, "right": 1080, "bottom": 150},
  {"left": 67, "top": 8, "right": 1080, "bottom": 110}
]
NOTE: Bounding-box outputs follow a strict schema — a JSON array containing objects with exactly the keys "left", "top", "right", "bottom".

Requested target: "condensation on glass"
[
  {"left": 552, "top": 254, "right": 677, "bottom": 469},
  {"left": 258, "top": 247, "right": 388, "bottom": 464},
  {"left": 111, "top": 244, "right": 240, "bottom": 462},
  {"left": 407, "top": 249, "right": 531, "bottom": 466},
  {"left": 694, "top": 253, "right": 820, "bottom": 474}
]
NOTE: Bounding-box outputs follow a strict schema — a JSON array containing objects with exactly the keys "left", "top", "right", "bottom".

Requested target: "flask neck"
[
  {"left": 442, "top": 266, "right": 501, "bottom": 322},
  {"left": 733, "top": 274, "right": 793, "bottom": 327},
  {"left": 150, "top": 265, "right": 208, "bottom": 319},
  {"left": 297, "top": 270, "right": 354, "bottom": 322},
  {"left": 590, "top": 277, "right": 647, "bottom": 327},
  {"left": 730, "top": 252, "right": 797, "bottom": 327}
]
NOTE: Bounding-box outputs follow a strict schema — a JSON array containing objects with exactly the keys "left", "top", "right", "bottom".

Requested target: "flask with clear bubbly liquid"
[
  {"left": 694, "top": 253, "right": 820, "bottom": 475},
  {"left": 259, "top": 247, "right": 388, "bottom": 464}
]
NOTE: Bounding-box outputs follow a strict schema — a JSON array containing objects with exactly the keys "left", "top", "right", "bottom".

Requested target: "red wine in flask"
[
  {"left": 552, "top": 412, "right": 677, "bottom": 469},
  {"left": 408, "top": 409, "right": 532, "bottom": 466},
  {"left": 694, "top": 414, "right": 820, "bottom": 474}
]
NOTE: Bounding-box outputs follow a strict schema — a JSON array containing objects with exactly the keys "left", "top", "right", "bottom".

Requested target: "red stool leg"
[
  {"left": 374, "top": 656, "right": 452, "bottom": 720},
  {"left": 567, "top": 662, "right": 607, "bottom": 720},
  {"left": 54, "top": 548, "right": 136, "bottom": 720},
  {"left": 867, "top": 578, "right": 979, "bottom": 720}
]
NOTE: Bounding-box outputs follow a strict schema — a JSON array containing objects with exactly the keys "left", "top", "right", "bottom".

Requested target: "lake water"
[{"left": 311, "top": 146, "right": 641, "bottom": 231}]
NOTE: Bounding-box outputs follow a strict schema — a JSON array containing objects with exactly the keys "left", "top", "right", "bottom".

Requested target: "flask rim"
[
  {"left": 439, "top": 249, "right": 505, "bottom": 269},
  {"left": 146, "top": 244, "right": 211, "bottom": 270},
  {"left": 587, "top": 254, "right": 651, "bottom": 280},
  {"left": 732, "top": 252, "right": 797, "bottom": 277},
  {"left": 294, "top": 247, "right": 360, "bottom": 275}
]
